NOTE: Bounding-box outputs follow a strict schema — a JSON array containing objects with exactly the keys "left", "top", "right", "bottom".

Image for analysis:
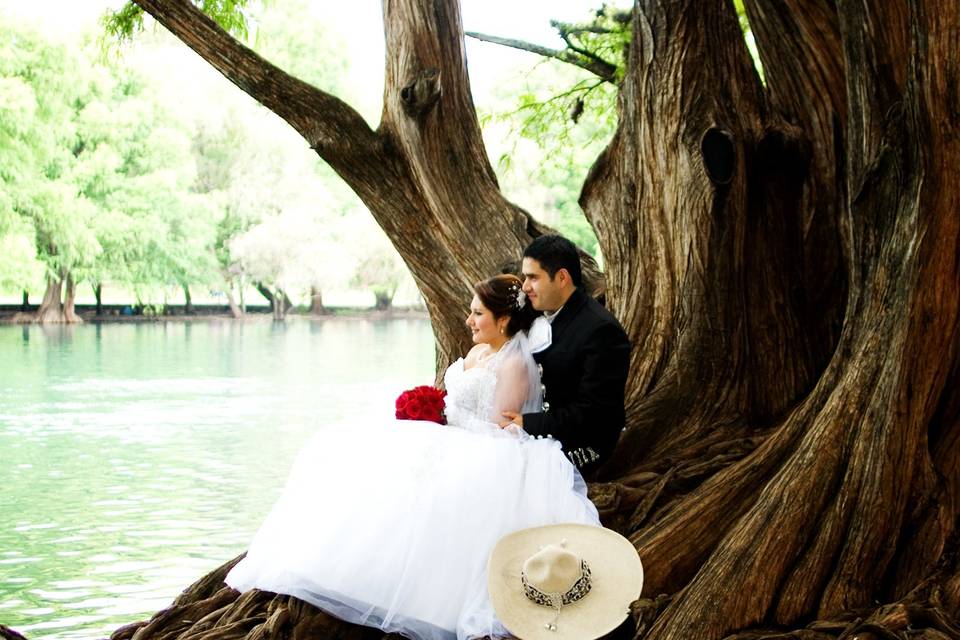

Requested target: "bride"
[{"left": 225, "top": 274, "right": 601, "bottom": 640}]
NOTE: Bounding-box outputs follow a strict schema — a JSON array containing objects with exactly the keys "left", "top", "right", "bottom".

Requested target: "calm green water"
[{"left": 0, "top": 318, "right": 435, "bottom": 639}]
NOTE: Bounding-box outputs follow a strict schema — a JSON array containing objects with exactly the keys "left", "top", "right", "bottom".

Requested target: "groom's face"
[{"left": 521, "top": 257, "right": 565, "bottom": 313}]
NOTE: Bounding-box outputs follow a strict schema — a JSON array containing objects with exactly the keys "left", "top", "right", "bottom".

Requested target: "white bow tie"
[{"left": 527, "top": 316, "right": 552, "bottom": 354}]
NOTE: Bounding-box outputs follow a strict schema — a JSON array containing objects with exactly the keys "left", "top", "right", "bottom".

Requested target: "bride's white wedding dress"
[{"left": 225, "top": 322, "right": 600, "bottom": 640}]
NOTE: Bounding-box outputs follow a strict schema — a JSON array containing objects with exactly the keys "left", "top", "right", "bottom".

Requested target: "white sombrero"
[{"left": 488, "top": 524, "right": 643, "bottom": 640}]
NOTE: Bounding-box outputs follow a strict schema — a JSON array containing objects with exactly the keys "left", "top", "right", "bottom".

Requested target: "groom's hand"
[{"left": 499, "top": 411, "right": 523, "bottom": 429}]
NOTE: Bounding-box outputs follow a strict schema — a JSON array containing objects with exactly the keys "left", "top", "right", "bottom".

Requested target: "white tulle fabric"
[{"left": 225, "top": 323, "right": 598, "bottom": 640}]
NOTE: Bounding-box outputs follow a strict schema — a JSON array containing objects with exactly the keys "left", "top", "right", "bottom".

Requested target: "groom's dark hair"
[{"left": 523, "top": 235, "right": 582, "bottom": 287}]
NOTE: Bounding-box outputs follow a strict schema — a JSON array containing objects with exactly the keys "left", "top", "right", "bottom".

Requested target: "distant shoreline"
[{"left": 0, "top": 307, "right": 430, "bottom": 325}]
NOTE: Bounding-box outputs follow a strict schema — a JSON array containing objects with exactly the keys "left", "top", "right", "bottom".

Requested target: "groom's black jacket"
[{"left": 522, "top": 287, "right": 630, "bottom": 471}]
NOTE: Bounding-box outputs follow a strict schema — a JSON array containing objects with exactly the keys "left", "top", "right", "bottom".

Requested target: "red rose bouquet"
[{"left": 395, "top": 385, "right": 447, "bottom": 424}]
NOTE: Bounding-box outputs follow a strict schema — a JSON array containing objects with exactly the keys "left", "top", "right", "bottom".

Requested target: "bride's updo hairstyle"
[{"left": 474, "top": 274, "right": 539, "bottom": 337}]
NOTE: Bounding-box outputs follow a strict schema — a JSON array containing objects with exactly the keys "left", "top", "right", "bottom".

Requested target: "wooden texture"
[{"left": 7, "top": 0, "right": 956, "bottom": 639}]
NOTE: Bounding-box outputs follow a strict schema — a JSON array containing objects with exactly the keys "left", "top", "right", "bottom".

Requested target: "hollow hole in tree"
[
  {"left": 701, "top": 128, "right": 736, "bottom": 185},
  {"left": 400, "top": 85, "right": 413, "bottom": 105}
]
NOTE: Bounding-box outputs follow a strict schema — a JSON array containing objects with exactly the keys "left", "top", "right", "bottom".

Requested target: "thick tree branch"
[
  {"left": 130, "top": 0, "right": 380, "bottom": 164},
  {"left": 556, "top": 29, "right": 615, "bottom": 75},
  {"left": 465, "top": 31, "right": 618, "bottom": 83}
]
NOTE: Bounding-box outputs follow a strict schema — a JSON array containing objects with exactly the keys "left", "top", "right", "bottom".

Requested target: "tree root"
[
  {"left": 675, "top": 600, "right": 960, "bottom": 640},
  {"left": 105, "top": 585, "right": 960, "bottom": 640},
  {"left": 2, "top": 546, "right": 957, "bottom": 640}
]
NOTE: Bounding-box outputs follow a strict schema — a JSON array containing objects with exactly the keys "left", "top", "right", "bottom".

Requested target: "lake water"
[{"left": 0, "top": 318, "right": 436, "bottom": 639}]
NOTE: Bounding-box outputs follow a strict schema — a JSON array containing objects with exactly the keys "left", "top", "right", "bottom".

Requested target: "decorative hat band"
[{"left": 521, "top": 559, "right": 592, "bottom": 632}]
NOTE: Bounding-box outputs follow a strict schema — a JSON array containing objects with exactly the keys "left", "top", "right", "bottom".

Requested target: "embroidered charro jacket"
[{"left": 522, "top": 287, "right": 631, "bottom": 472}]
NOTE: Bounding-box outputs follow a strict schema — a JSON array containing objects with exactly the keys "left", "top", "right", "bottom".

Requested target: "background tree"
[
  {"left": 0, "top": 232, "right": 42, "bottom": 308},
  {"left": 229, "top": 202, "right": 349, "bottom": 321},
  {"left": 0, "top": 18, "right": 226, "bottom": 321},
  {"left": 0, "top": 18, "right": 101, "bottom": 323},
  {"left": 33, "top": 1, "right": 954, "bottom": 639},
  {"left": 75, "top": 66, "right": 219, "bottom": 312},
  {"left": 348, "top": 219, "right": 410, "bottom": 311},
  {"left": 1, "top": 5, "right": 384, "bottom": 319},
  {"left": 178, "top": 1, "right": 375, "bottom": 318},
  {"left": 194, "top": 108, "right": 356, "bottom": 320}
]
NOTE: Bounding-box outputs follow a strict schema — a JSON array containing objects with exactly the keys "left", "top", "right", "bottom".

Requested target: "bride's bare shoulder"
[{"left": 463, "top": 343, "right": 487, "bottom": 369}]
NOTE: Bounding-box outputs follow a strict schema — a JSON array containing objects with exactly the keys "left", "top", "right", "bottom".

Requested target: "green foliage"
[
  {"left": 474, "top": 5, "right": 637, "bottom": 259},
  {"left": 483, "top": 2, "right": 762, "bottom": 259},
  {"left": 348, "top": 217, "right": 409, "bottom": 308},
  {"left": 1, "top": 1, "right": 401, "bottom": 311},
  {"left": 251, "top": 0, "right": 349, "bottom": 95},
  {"left": 485, "top": 4, "right": 628, "bottom": 154},
  {"left": 548, "top": 4, "right": 631, "bottom": 83},
  {"left": 482, "top": 58, "right": 615, "bottom": 257},
  {"left": 0, "top": 16, "right": 224, "bottom": 301},
  {"left": 733, "top": 0, "right": 765, "bottom": 81},
  {"left": 66, "top": 56, "right": 219, "bottom": 292},
  {"left": 170, "top": 0, "right": 398, "bottom": 307},
  {"left": 0, "top": 228, "right": 43, "bottom": 293},
  {"left": 104, "top": 0, "right": 254, "bottom": 44},
  {"left": 0, "top": 17, "right": 99, "bottom": 285}
]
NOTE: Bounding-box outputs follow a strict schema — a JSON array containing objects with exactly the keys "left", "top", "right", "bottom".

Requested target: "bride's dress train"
[{"left": 226, "top": 331, "right": 600, "bottom": 640}]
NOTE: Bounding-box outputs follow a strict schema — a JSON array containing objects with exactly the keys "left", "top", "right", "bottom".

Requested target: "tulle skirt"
[{"left": 225, "top": 418, "right": 600, "bottom": 640}]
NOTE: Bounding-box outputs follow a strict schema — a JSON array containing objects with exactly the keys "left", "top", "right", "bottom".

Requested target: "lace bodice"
[
  {"left": 443, "top": 357, "right": 499, "bottom": 430},
  {"left": 440, "top": 325, "right": 548, "bottom": 436},
  {"left": 441, "top": 335, "right": 540, "bottom": 436}
]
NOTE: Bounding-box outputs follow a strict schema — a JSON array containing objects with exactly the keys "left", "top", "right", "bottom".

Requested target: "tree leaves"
[{"left": 103, "top": 0, "right": 252, "bottom": 45}]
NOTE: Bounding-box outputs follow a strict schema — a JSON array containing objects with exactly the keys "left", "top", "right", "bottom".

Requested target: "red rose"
[
  {"left": 395, "top": 386, "right": 447, "bottom": 424},
  {"left": 407, "top": 398, "right": 425, "bottom": 418}
]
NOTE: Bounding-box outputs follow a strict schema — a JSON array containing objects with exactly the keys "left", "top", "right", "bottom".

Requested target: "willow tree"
[{"left": 27, "top": 0, "right": 954, "bottom": 639}]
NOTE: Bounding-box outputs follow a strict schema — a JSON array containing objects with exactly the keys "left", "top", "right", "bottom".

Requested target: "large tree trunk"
[
  {"left": 589, "top": 2, "right": 960, "bottom": 639},
  {"left": 225, "top": 288, "right": 243, "bottom": 319},
  {"left": 65, "top": 1, "right": 960, "bottom": 639},
  {"left": 34, "top": 272, "right": 83, "bottom": 324},
  {"left": 254, "top": 283, "right": 292, "bottom": 320},
  {"left": 221, "top": 271, "right": 244, "bottom": 318},
  {"left": 61, "top": 274, "right": 81, "bottom": 323},
  {"left": 183, "top": 285, "right": 193, "bottom": 315},
  {"left": 373, "top": 291, "right": 392, "bottom": 312},
  {"left": 309, "top": 286, "right": 328, "bottom": 315},
  {"left": 253, "top": 282, "right": 278, "bottom": 315},
  {"left": 35, "top": 275, "right": 63, "bottom": 323},
  {"left": 272, "top": 291, "right": 286, "bottom": 321}
]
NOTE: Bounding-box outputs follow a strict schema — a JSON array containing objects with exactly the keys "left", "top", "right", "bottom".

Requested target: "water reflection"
[{"left": 0, "top": 317, "right": 435, "bottom": 639}]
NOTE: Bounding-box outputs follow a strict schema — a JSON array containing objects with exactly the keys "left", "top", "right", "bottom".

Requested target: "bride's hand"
[{"left": 498, "top": 411, "right": 523, "bottom": 429}]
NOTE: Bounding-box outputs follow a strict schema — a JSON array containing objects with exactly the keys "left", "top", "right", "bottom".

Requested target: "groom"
[{"left": 500, "top": 235, "right": 631, "bottom": 474}]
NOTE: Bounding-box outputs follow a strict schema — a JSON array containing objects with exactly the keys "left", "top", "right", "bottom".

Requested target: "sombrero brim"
[{"left": 488, "top": 524, "right": 643, "bottom": 640}]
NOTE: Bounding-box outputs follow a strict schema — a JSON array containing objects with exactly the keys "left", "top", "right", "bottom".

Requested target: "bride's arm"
[{"left": 489, "top": 355, "right": 530, "bottom": 422}]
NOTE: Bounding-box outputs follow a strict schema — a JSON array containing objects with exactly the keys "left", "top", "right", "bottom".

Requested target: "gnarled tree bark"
[
  {"left": 34, "top": 271, "right": 83, "bottom": 324},
  {"left": 10, "top": 0, "right": 949, "bottom": 639}
]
